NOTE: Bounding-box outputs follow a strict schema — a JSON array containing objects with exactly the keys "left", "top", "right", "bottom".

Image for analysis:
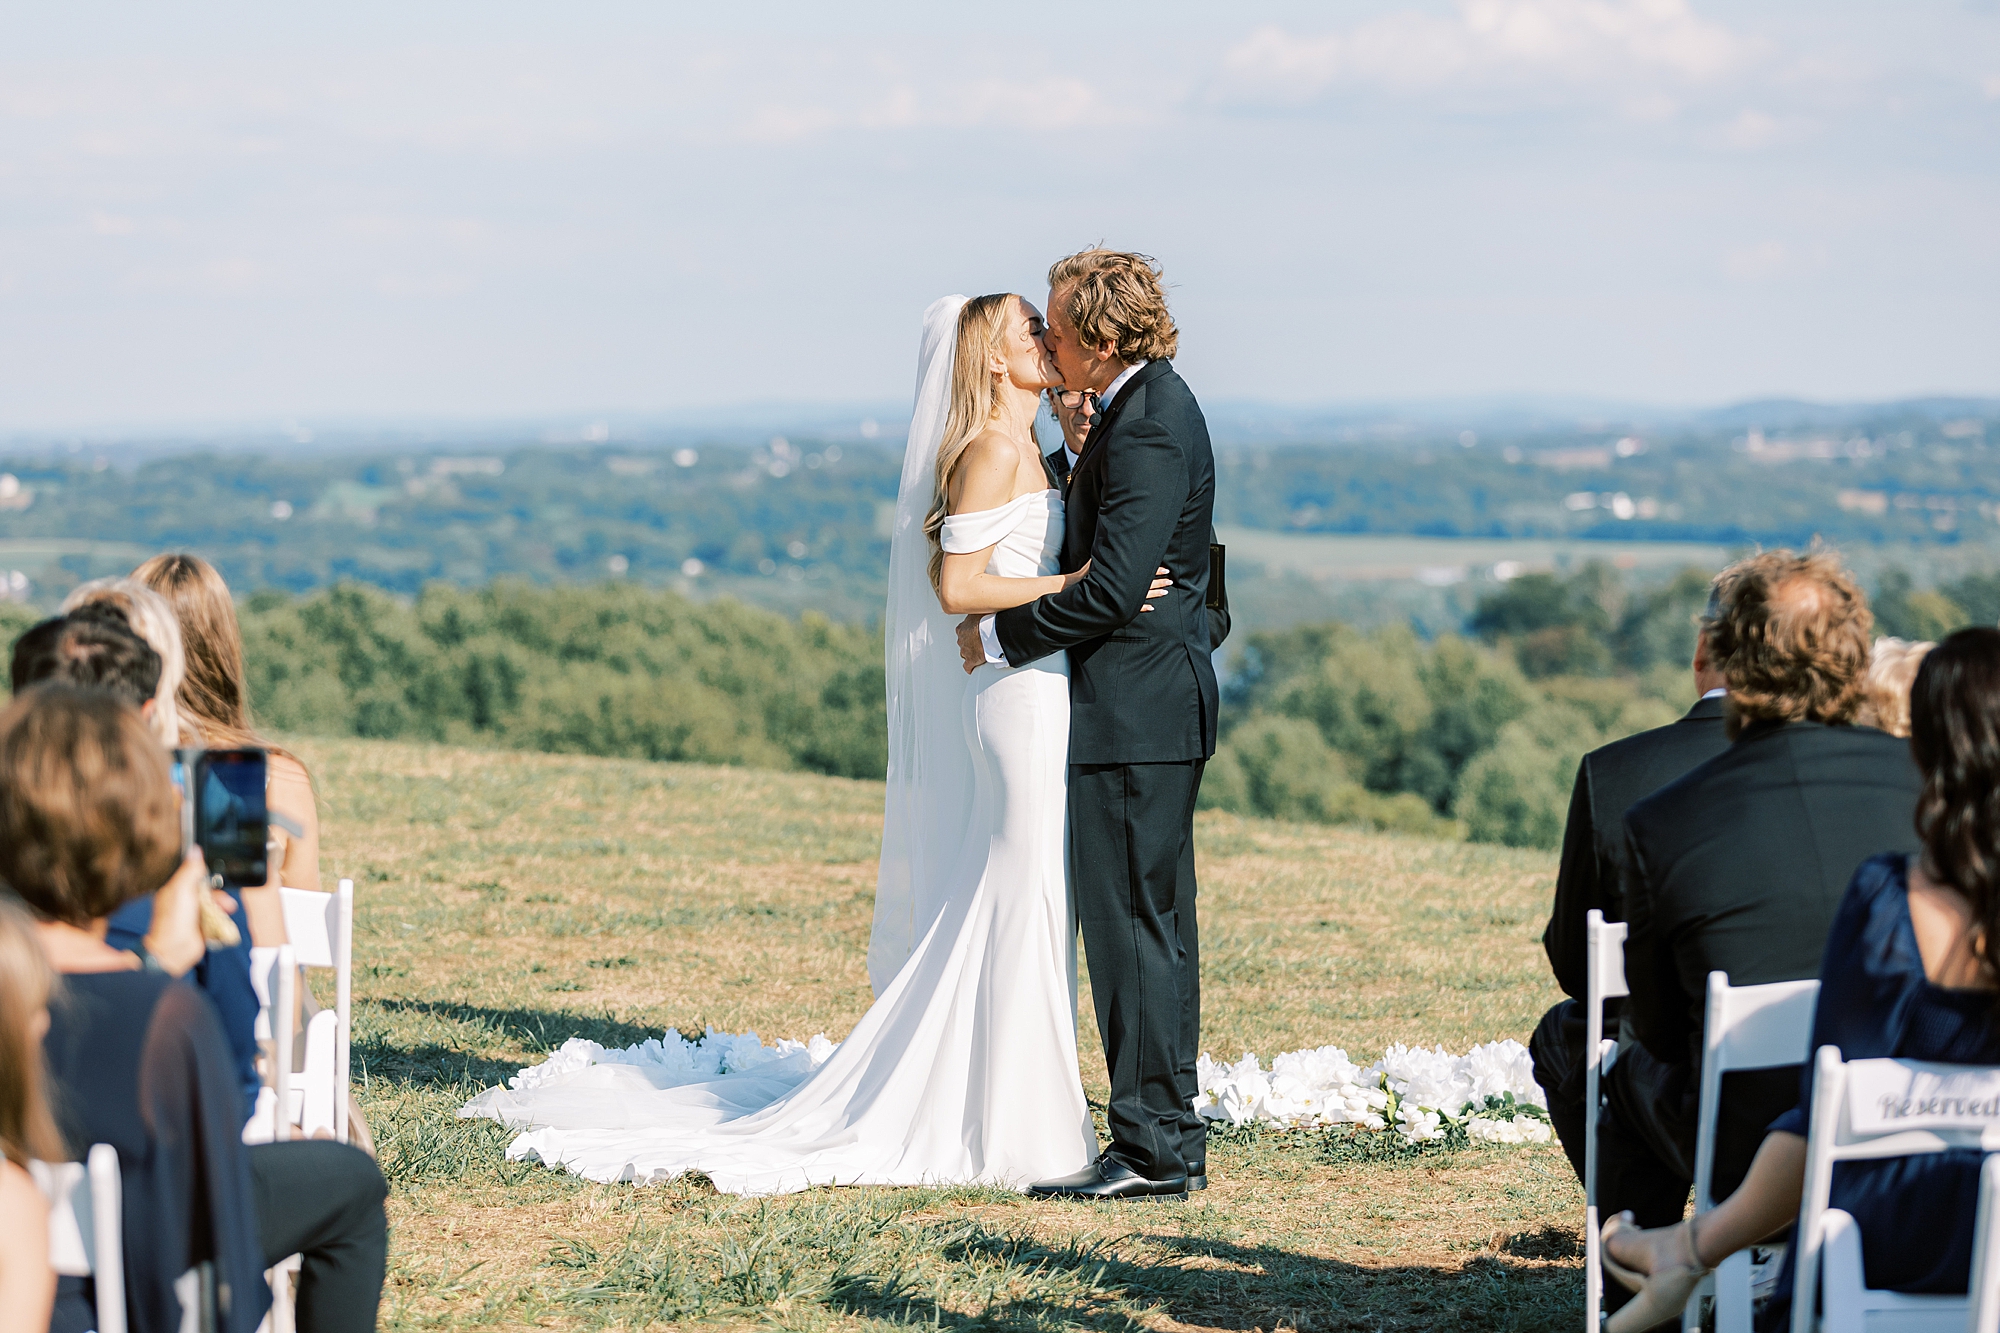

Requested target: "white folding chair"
[
  {"left": 1586, "top": 908, "right": 1629, "bottom": 1331},
  {"left": 246, "top": 944, "right": 296, "bottom": 1144},
  {"left": 247, "top": 881, "right": 353, "bottom": 1333},
  {"left": 1792, "top": 1047, "right": 2000, "bottom": 1332},
  {"left": 1968, "top": 1154, "right": 2000, "bottom": 1333},
  {"left": 1681, "top": 972, "right": 1821, "bottom": 1332},
  {"left": 33, "top": 1144, "right": 126, "bottom": 1333},
  {"left": 279, "top": 879, "right": 353, "bottom": 1143},
  {"left": 248, "top": 880, "right": 353, "bottom": 1144}
]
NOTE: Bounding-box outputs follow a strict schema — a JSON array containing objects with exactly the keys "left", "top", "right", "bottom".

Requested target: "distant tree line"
[
  {"left": 1199, "top": 573, "right": 1695, "bottom": 849},
  {"left": 9, "top": 551, "right": 1999, "bottom": 851},
  {"left": 1216, "top": 405, "right": 2000, "bottom": 548},
  {"left": 1, "top": 403, "right": 1994, "bottom": 626},
  {"left": 236, "top": 582, "right": 887, "bottom": 780},
  {"left": 1872, "top": 568, "right": 2000, "bottom": 642},
  {"left": 1202, "top": 556, "right": 2000, "bottom": 850}
]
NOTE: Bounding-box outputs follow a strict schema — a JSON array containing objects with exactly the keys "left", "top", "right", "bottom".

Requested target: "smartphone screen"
[{"left": 195, "top": 749, "right": 268, "bottom": 890}]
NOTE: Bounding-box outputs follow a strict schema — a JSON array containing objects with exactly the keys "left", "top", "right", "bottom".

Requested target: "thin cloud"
[
  {"left": 1217, "top": 0, "right": 1748, "bottom": 104},
  {"left": 741, "top": 75, "right": 1142, "bottom": 143}
]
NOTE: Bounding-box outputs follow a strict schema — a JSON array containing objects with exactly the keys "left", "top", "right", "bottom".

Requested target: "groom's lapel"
[{"left": 1067, "top": 359, "right": 1172, "bottom": 488}]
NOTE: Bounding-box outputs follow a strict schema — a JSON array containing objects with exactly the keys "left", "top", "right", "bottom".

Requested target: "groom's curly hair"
[{"left": 1048, "top": 249, "right": 1178, "bottom": 363}]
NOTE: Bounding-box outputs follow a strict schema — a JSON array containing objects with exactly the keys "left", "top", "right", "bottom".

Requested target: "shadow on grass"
[
  {"left": 544, "top": 1198, "right": 1580, "bottom": 1333},
  {"left": 356, "top": 999, "right": 668, "bottom": 1087},
  {"left": 885, "top": 1229, "right": 1576, "bottom": 1333}
]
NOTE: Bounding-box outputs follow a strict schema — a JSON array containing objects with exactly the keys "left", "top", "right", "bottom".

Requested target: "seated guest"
[
  {"left": 136, "top": 554, "right": 322, "bottom": 911},
  {"left": 1603, "top": 549, "right": 1923, "bottom": 1291},
  {"left": 136, "top": 554, "right": 373, "bottom": 1146},
  {"left": 10, "top": 611, "right": 264, "bottom": 1118},
  {"left": 1854, "top": 635, "right": 1933, "bottom": 738},
  {"left": 10, "top": 607, "right": 166, "bottom": 729},
  {"left": 1532, "top": 572, "right": 1734, "bottom": 1181},
  {"left": 1600, "top": 627, "right": 2000, "bottom": 1331},
  {"left": 6, "top": 685, "right": 266, "bottom": 1333},
  {"left": 0, "top": 897, "right": 61, "bottom": 1333},
  {"left": 4, "top": 687, "right": 386, "bottom": 1333},
  {"left": 61, "top": 577, "right": 192, "bottom": 748}
]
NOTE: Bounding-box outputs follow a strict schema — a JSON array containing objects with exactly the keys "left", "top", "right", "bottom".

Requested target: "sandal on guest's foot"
[{"left": 1602, "top": 1212, "right": 1711, "bottom": 1333}]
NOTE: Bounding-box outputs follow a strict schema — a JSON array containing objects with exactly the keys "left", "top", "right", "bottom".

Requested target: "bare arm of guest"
[
  {"left": 0, "top": 1160, "right": 55, "bottom": 1333},
  {"left": 241, "top": 752, "right": 321, "bottom": 947}
]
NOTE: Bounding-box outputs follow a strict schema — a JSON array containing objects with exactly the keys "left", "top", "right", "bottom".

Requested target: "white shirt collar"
[
  {"left": 1063, "top": 360, "right": 1148, "bottom": 469},
  {"left": 1098, "top": 360, "right": 1147, "bottom": 412},
  {"left": 1701, "top": 687, "right": 1727, "bottom": 699}
]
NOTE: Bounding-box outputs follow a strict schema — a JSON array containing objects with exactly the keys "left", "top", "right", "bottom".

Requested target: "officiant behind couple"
[{"left": 465, "top": 249, "right": 1231, "bottom": 1201}]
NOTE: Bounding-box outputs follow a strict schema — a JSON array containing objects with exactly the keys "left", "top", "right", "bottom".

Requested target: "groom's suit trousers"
[{"left": 1070, "top": 757, "right": 1205, "bottom": 1182}]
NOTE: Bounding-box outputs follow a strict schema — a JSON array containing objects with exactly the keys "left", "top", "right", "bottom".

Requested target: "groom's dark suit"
[{"left": 996, "top": 359, "right": 1219, "bottom": 1183}]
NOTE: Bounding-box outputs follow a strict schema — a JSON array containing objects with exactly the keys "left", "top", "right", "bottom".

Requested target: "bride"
[{"left": 464, "top": 293, "right": 1159, "bottom": 1194}]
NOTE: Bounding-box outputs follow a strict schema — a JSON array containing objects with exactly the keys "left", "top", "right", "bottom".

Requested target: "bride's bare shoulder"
[
  {"left": 954, "top": 428, "right": 1018, "bottom": 471},
  {"left": 947, "top": 430, "right": 1021, "bottom": 506}
]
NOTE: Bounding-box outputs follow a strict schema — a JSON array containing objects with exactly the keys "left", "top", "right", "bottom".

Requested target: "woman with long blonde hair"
[
  {"left": 466, "top": 293, "right": 1163, "bottom": 1196},
  {"left": 132, "top": 554, "right": 320, "bottom": 947}
]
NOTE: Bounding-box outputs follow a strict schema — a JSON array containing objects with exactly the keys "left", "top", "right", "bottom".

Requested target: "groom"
[{"left": 957, "top": 248, "right": 1221, "bottom": 1200}]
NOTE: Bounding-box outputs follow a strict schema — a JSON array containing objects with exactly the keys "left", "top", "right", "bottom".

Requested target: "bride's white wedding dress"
[{"left": 461, "top": 297, "right": 1096, "bottom": 1195}]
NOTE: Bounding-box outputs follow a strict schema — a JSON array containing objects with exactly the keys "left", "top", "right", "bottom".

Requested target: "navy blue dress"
[
  {"left": 1760, "top": 853, "right": 2000, "bottom": 1330},
  {"left": 43, "top": 971, "right": 270, "bottom": 1333},
  {"left": 107, "top": 893, "right": 262, "bottom": 1121}
]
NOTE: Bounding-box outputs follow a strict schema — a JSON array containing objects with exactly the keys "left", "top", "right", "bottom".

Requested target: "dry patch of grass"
[{"left": 297, "top": 736, "right": 1580, "bottom": 1331}]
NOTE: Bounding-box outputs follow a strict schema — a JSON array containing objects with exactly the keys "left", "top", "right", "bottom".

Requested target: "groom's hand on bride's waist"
[{"left": 957, "top": 614, "right": 986, "bottom": 674}]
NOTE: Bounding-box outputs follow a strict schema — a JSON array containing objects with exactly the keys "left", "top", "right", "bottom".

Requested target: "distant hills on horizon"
[{"left": 4, "top": 393, "right": 1996, "bottom": 460}]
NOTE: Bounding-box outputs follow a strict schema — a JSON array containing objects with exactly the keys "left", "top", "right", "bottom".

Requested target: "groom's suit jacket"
[{"left": 996, "top": 359, "right": 1219, "bottom": 765}]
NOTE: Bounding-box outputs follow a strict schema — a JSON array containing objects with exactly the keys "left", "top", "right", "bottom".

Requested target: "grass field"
[{"left": 302, "top": 734, "right": 1582, "bottom": 1331}]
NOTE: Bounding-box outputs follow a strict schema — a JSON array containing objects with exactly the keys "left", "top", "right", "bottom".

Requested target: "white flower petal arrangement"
[
  {"left": 505, "top": 1026, "right": 838, "bottom": 1092},
  {"left": 499, "top": 1029, "right": 1551, "bottom": 1150},
  {"left": 1194, "top": 1039, "right": 1553, "bottom": 1147}
]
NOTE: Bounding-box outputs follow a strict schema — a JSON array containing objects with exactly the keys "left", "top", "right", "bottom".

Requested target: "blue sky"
[{"left": 0, "top": 1, "right": 1995, "bottom": 427}]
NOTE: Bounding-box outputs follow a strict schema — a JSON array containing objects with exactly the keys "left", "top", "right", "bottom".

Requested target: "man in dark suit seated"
[
  {"left": 1531, "top": 575, "right": 1734, "bottom": 1182},
  {"left": 1603, "top": 550, "right": 1922, "bottom": 1268}
]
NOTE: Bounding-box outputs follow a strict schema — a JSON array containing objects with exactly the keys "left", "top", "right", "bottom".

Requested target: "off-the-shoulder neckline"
[{"left": 944, "top": 488, "right": 1061, "bottom": 521}]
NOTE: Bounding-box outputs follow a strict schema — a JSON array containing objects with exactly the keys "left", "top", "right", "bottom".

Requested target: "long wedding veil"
[{"left": 869, "top": 295, "right": 972, "bottom": 996}]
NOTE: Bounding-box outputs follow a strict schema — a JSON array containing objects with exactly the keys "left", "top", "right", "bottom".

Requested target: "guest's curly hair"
[
  {"left": 1704, "top": 549, "right": 1872, "bottom": 738},
  {"left": 1047, "top": 249, "right": 1178, "bottom": 363},
  {"left": 1909, "top": 627, "right": 2000, "bottom": 984}
]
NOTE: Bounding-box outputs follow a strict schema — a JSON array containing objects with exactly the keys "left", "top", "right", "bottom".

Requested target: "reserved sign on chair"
[{"left": 1847, "top": 1058, "right": 2000, "bottom": 1134}]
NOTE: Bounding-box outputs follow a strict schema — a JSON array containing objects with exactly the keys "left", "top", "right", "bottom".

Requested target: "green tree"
[
  {"left": 237, "top": 581, "right": 888, "bottom": 778},
  {"left": 1469, "top": 565, "right": 1619, "bottom": 678},
  {"left": 1873, "top": 568, "right": 1966, "bottom": 642},
  {"left": 1199, "top": 714, "right": 1446, "bottom": 835},
  {"left": 1454, "top": 701, "right": 1600, "bottom": 849},
  {"left": 1614, "top": 565, "right": 1714, "bottom": 672}
]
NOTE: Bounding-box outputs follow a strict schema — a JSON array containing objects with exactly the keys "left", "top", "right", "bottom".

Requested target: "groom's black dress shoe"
[
  {"left": 1186, "top": 1164, "right": 1207, "bottom": 1192},
  {"left": 1028, "top": 1154, "right": 1188, "bottom": 1201}
]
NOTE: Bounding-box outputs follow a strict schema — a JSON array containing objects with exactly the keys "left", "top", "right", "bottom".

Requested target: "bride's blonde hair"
[{"left": 922, "top": 294, "right": 1039, "bottom": 592}]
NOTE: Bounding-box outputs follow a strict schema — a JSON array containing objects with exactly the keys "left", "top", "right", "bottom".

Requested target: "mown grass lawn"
[{"left": 297, "top": 735, "right": 1581, "bottom": 1331}]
